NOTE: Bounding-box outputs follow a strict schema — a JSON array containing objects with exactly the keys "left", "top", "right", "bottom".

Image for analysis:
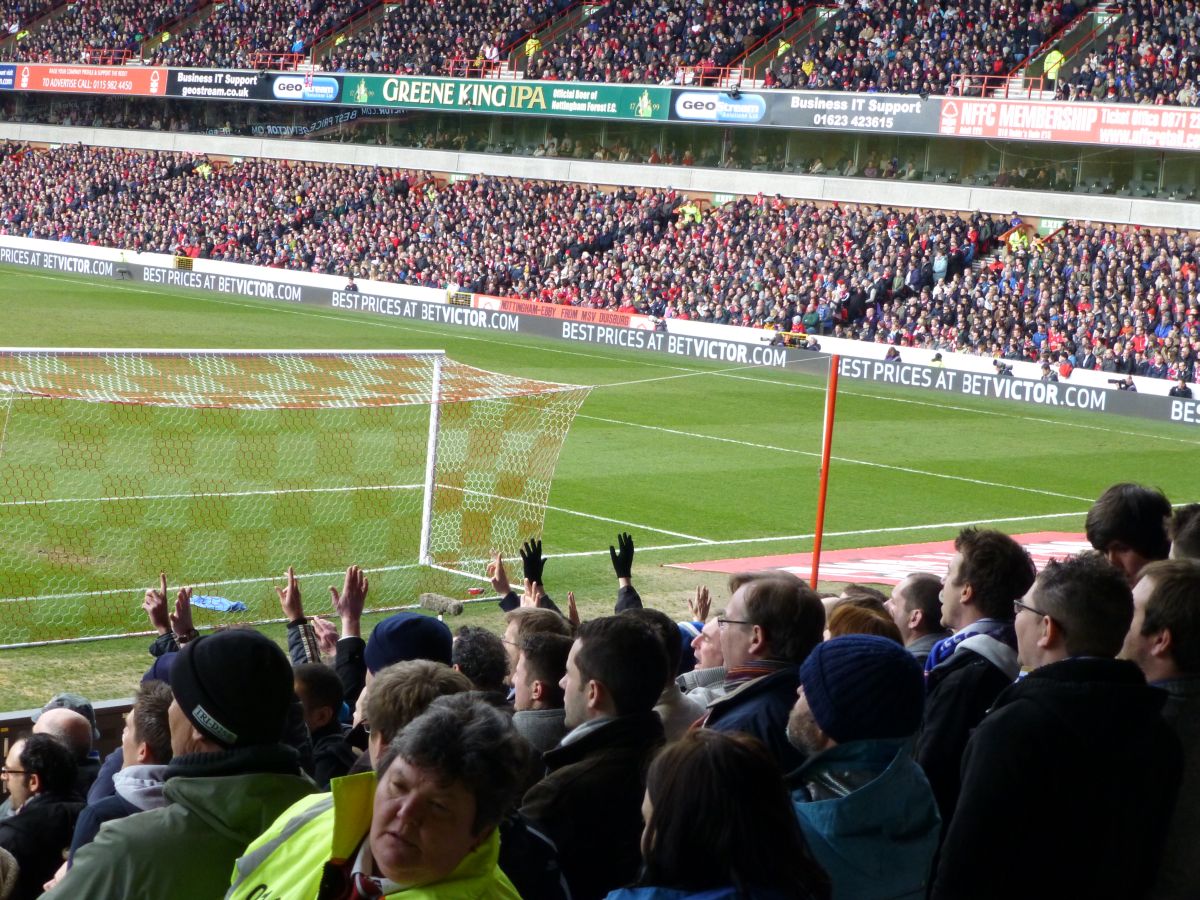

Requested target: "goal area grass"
[{"left": 1, "top": 263, "right": 1198, "bottom": 708}]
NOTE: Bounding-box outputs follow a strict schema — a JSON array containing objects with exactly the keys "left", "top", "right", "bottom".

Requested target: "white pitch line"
[
  {"left": 448, "top": 508, "right": 1092, "bottom": 565},
  {"left": 575, "top": 413, "right": 1094, "bottom": 502},
  {"left": 437, "top": 484, "right": 714, "bottom": 543},
  {"left": 0, "top": 561, "right": 423, "bottom": 604},
  {"left": 0, "top": 483, "right": 424, "bottom": 507}
]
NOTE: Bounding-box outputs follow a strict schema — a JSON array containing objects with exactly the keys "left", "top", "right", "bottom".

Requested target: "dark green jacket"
[{"left": 46, "top": 746, "right": 315, "bottom": 900}]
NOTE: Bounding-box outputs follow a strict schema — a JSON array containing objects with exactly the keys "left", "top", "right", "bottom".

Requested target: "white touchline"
[
  {"left": 575, "top": 413, "right": 1095, "bottom": 502},
  {"left": 0, "top": 562, "right": 423, "bottom": 604},
  {"left": 436, "top": 484, "right": 714, "bottom": 543},
  {"left": 0, "top": 483, "right": 426, "bottom": 507},
  {"left": 503, "top": 508, "right": 1093, "bottom": 562}
]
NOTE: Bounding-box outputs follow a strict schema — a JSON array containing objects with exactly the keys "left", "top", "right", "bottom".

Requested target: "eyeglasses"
[
  {"left": 717, "top": 617, "right": 752, "bottom": 629},
  {"left": 0, "top": 767, "right": 25, "bottom": 776},
  {"left": 1013, "top": 599, "right": 1048, "bottom": 618},
  {"left": 1013, "top": 599, "right": 1067, "bottom": 634}
]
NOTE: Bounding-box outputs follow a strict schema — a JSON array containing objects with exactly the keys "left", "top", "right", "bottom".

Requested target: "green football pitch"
[{"left": 1, "top": 263, "right": 1198, "bottom": 708}]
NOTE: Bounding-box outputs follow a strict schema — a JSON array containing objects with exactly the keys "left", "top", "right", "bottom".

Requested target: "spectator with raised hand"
[
  {"left": 276, "top": 565, "right": 323, "bottom": 665},
  {"left": 142, "top": 571, "right": 198, "bottom": 657},
  {"left": 47, "top": 629, "right": 316, "bottom": 900},
  {"left": 677, "top": 588, "right": 729, "bottom": 707},
  {"left": 492, "top": 539, "right": 563, "bottom": 613}
]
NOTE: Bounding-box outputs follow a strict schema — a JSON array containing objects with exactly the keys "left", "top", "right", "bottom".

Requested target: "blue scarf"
[{"left": 924, "top": 618, "right": 1016, "bottom": 677}]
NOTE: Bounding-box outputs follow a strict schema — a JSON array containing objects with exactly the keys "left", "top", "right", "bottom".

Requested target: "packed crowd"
[
  {"left": 145, "top": 0, "right": 372, "bottom": 69},
  {"left": 765, "top": 0, "right": 1087, "bottom": 93},
  {"left": 3, "top": 144, "right": 1200, "bottom": 378},
  {"left": 522, "top": 0, "right": 793, "bottom": 85},
  {"left": 329, "top": 0, "right": 572, "bottom": 75},
  {"left": 2, "top": 0, "right": 57, "bottom": 36},
  {"left": 1, "top": 484, "right": 1196, "bottom": 900},
  {"left": 1056, "top": 0, "right": 1200, "bottom": 106},
  {"left": 7, "top": 0, "right": 198, "bottom": 62}
]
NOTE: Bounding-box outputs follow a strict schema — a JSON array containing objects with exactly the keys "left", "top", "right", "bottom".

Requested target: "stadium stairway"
[{"left": 1002, "top": 0, "right": 1123, "bottom": 100}]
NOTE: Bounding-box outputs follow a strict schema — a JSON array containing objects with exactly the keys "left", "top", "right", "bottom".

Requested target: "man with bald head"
[{"left": 33, "top": 708, "right": 99, "bottom": 799}]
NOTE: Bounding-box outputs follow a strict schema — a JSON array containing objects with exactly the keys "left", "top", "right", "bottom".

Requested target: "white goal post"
[{"left": 0, "top": 348, "right": 590, "bottom": 647}]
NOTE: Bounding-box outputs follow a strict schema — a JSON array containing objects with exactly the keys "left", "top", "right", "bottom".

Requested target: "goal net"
[{"left": 0, "top": 349, "right": 590, "bottom": 648}]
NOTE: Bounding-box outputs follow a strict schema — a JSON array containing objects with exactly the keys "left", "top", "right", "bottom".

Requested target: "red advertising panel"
[
  {"left": 474, "top": 294, "right": 656, "bottom": 329},
  {"left": 939, "top": 97, "right": 1200, "bottom": 151},
  {"left": 13, "top": 64, "right": 167, "bottom": 97}
]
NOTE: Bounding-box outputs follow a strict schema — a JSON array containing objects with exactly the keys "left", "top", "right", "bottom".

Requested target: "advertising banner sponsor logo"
[
  {"left": 247, "top": 106, "right": 400, "bottom": 138},
  {"left": 669, "top": 88, "right": 940, "bottom": 135},
  {"left": 938, "top": 97, "right": 1200, "bottom": 150},
  {"left": 0, "top": 64, "right": 15, "bottom": 90},
  {"left": 673, "top": 91, "right": 767, "bottom": 123},
  {"left": 14, "top": 64, "right": 166, "bottom": 96},
  {"left": 1, "top": 236, "right": 1193, "bottom": 426},
  {"left": 473, "top": 294, "right": 655, "bottom": 329},
  {"left": 271, "top": 74, "right": 341, "bottom": 103},
  {"left": 167, "top": 69, "right": 343, "bottom": 102},
  {"left": 341, "top": 75, "right": 669, "bottom": 120}
]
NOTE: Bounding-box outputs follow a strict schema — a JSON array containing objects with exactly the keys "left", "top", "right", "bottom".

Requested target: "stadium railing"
[
  {"left": 83, "top": 48, "right": 133, "bottom": 66},
  {"left": 947, "top": 73, "right": 1047, "bottom": 99},
  {"left": 248, "top": 50, "right": 305, "bottom": 70},
  {"left": 310, "top": 0, "right": 395, "bottom": 66}
]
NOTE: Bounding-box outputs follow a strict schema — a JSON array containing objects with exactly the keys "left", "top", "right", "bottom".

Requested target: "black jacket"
[
  {"left": 932, "top": 658, "right": 1182, "bottom": 900},
  {"left": 0, "top": 791, "right": 85, "bottom": 900},
  {"left": 309, "top": 721, "right": 357, "bottom": 790},
  {"left": 519, "top": 710, "right": 665, "bottom": 900},
  {"left": 915, "top": 642, "right": 1016, "bottom": 826}
]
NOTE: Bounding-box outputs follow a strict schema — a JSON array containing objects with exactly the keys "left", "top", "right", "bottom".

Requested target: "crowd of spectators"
[
  {"left": 146, "top": 0, "right": 372, "bottom": 69},
  {"left": 1, "top": 489, "right": 1196, "bottom": 899},
  {"left": 2, "top": 0, "right": 58, "bottom": 36},
  {"left": 3, "top": 144, "right": 1200, "bottom": 379},
  {"left": 7, "top": 0, "right": 198, "bottom": 62},
  {"left": 522, "top": 0, "right": 793, "bottom": 85},
  {"left": 1056, "top": 0, "right": 1200, "bottom": 106},
  {"left": 765, "top": 0, "right": 1088, "bottom": 93},
  {"left": 328, "top": 0, "right": 571, "bottom": 75}
]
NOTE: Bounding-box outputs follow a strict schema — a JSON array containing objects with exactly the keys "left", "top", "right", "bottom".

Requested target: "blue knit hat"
[
  {"left": 799, "top": 635, "right": 924, "bottom": 744},
  {"left": 364, "top": 612, "right": 452, "bottom": 673}
]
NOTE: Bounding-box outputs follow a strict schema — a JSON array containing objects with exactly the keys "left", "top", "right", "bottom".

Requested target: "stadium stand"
[
  {"left": 1056, "top": 0, "right": 1200, "bottom": 105},
  {"left": 328, "top": 0, "right": 573, "bottom": 76},
  {"left": 6, "top": 0, "right": 197, "bottom": 63},
  {"left": 148, "top": 0, "right": 375, "bottom": 69},
  {"left": 6, "top": 143, "right": 1197, "bottom": 377},
  {"left": 523, "top": 0, "right": 794, "bottom": 85},
  {"left": 764, "top": 0, "right": 1091, "bottom": 93}
]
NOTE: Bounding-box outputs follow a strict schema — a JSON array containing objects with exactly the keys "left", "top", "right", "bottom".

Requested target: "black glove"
[
  {"left": 520, "top": 538, "right": 546, "bottom": 584},
  {"left": 609, "top": 532, "right": 634, "bottom": 580}
]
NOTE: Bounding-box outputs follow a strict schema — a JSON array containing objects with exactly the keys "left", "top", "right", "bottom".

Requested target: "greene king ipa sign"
[{"left": 340, "top": 75, "right": 669, "bottom": 121}]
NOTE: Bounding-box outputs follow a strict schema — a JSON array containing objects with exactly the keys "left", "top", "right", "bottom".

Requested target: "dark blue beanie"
[
  {"left": 364, "top": 612, "right": 452, "bottom": 673},
  {"left": 799, "top": 635, "right": 924, "bottom": 744}
]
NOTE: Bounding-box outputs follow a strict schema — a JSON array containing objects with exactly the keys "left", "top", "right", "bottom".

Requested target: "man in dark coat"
[
  {"left": 704, "top": 572, "right": 826, "bottom": 772},
  {"left": 933, "top": 555, "right": 1182, "bottom": 900},
  {"left": 916, "top": 528, "right": 1036, "bottom": 826},
  {"left": 1121, "top": 559, "right": 1200, "bottom": 900},
  {"left": 0, "top": 734, "right": 84, "bottom": 900},
  {"left": 519, "top": 615, "right": 667, "bottom": 900}
]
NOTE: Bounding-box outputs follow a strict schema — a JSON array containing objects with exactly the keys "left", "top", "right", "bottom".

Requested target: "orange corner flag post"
[{"left": 810, "top": 355, "right": 840, "bottom": 589}]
